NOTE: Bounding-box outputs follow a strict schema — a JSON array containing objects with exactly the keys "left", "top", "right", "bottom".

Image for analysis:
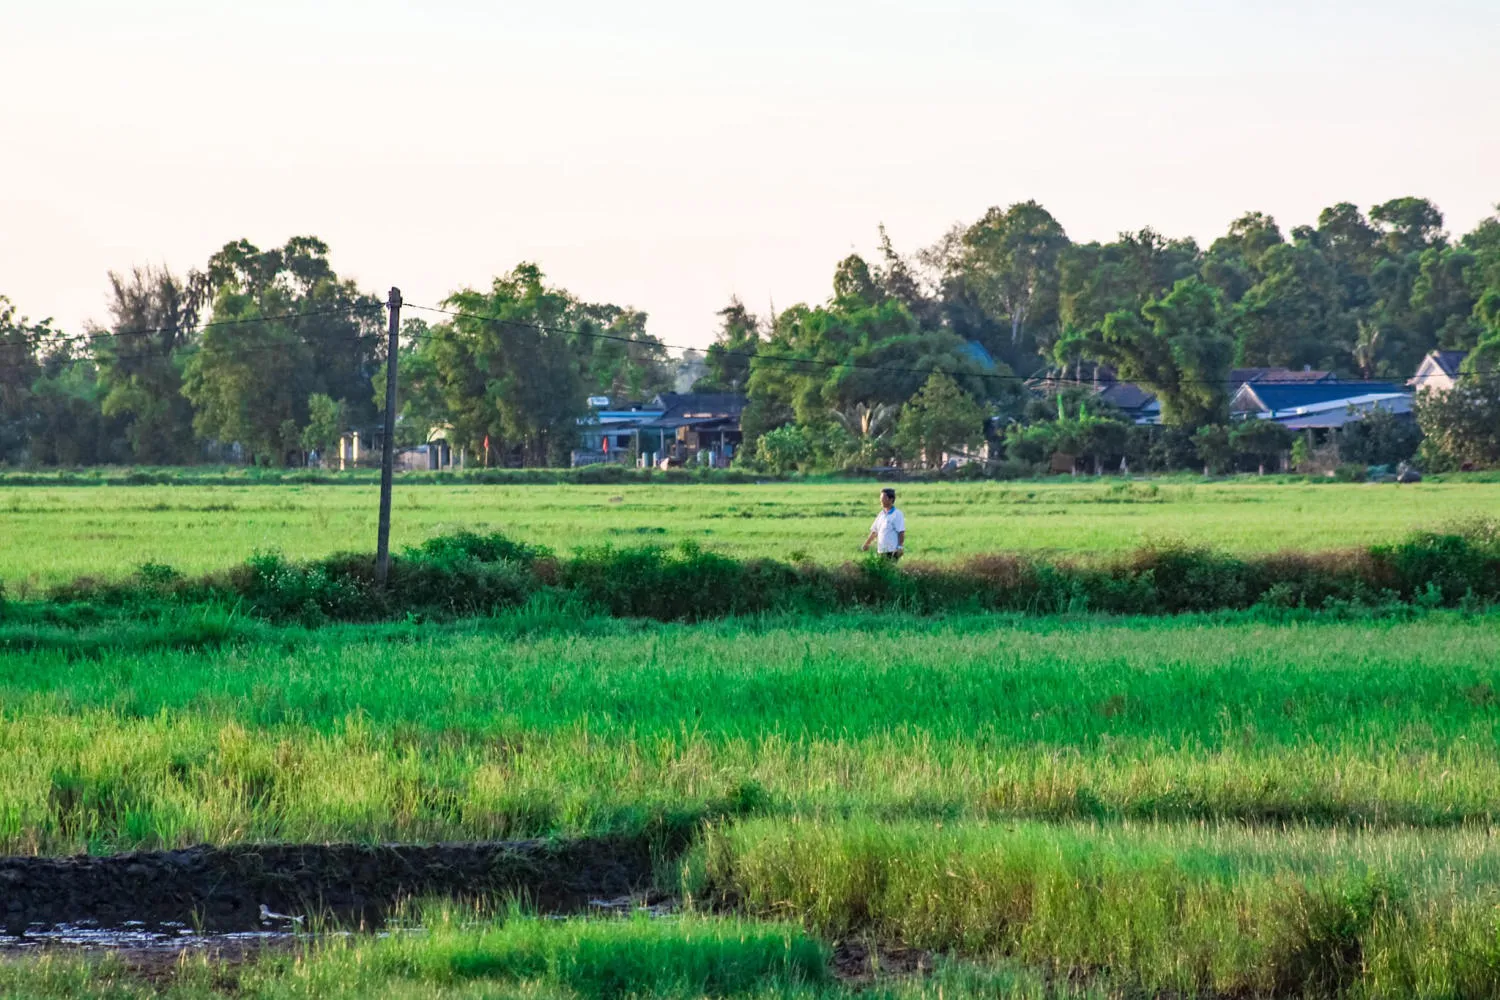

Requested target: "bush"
[
  {"left": 754, "top": 426, "right": 813, "bottom": 475},
  {"left": 405, "top": 530, "right": 548, "bottom": 565},
  {"left": 1333, "top": 463, "right": 1368, "bottom": 483},
  {"left": 24, "top": 524, "right": 1500, "bottom": 625}
]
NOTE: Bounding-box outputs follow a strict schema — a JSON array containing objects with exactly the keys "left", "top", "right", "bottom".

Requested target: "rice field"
[
  {"left": 5, "top": 475, "right": 1500, "bottom": 997},
  {"left": 2, "top": 477, "right": 1496, "bottom": 588},
  {"left": 3, "top": 607, "right": 1500, "bottom": 995}
]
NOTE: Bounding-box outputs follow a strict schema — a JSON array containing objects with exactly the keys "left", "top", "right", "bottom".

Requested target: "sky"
[{"left": 2, "top": 0, "right": 1496, "bottom": 351}]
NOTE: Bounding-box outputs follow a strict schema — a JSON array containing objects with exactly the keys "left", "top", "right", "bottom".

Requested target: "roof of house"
[
  {"left": 1234, "top": 381, "right": 1406, "bottom": 416},
  {"left": 650, "top": 392, "right": 747, "bottom": 420},
  {"left": 1095, "top": 381, "right": 1157, "bottom": 413},
  {"left": 1231, "top": 367, "right": 1335, "bottom": 385},
  {"left": 1277, "top": 393, "right": 1415, "bottom": 429},
  {"left": 1429, "top": 351, "right": 1469, "bottom": 377}
]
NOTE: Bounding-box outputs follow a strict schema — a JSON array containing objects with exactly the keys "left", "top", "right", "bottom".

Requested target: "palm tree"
[
  {"left": 831, "top": 401, "right": 900, "bottom": 465},
  {"left": 831, "top": 401, "right": 899, "bottom": 439},
  {"left": 1353, "top": 318, "right": 1384, "bottom": 380}
]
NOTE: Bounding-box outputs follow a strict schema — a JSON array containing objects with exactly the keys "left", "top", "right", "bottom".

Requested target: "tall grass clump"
[
  {"left": 365, "top": 910, "right": 826, "bottom": 997},
  {"left": 691, "top": 819, "right": 1500, "bottom": 998}
]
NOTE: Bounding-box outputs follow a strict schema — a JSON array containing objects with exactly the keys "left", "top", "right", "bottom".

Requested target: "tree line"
[
  {"left": 1, "top": 196, "right": 1498, "bottom": 471},
  {"left": 706, "top": 198, "right": 1500, "bottom": 473}
]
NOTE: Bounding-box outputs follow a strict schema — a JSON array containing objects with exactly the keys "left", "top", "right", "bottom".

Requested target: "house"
[
  {"left": 1230, "top": 381, "right": 1412, "bottom": 429},
  {"left": 1093, "top": 381, "right": 1161, "bottom": 424},
  {"left": 1410, "top": 351, "right": 1469, "bottom": 394},
  {"left": 646, "top": 392, "right": 746, "bottom": 467},
  {"left": 572, "top": 392, "right": 747, "bottom": 468},
  {"left": 1035, "top": 366, "right": 1330, "bottom": 427},
  {"left": 573, "top": 399, "right": 666, "bottom": 466}
]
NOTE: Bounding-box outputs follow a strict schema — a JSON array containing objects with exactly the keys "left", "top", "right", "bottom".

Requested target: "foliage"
[
  {"left": 693, "top": 298, "right": 761, "bottom": 393},
  {"left": 1416, "top": 373, "right": 1500, "bottom": 469},
  {"left": 0, "top": 296, "right": 51, "bottom": 463},
  {"left": 1231, "top": 418, "right": 1295, "bottom": 472},
  {"left": 182, "top": 238, "right": 384, "bottom": 464},
  {"left": 1339, "top": 407, "right": 1422, "bottom": 466},
  {"left": 1193, "top": 424, "right": 1236, "bottom": 474},
  {"left": 753, "top": 424, "right": 812, "bottom": 474},
  {"left": 300, "top": 393, "right": 345, "bottom": 458},
  {"left": 93, "top": 266, "right": 204, "bottom": 463},
  {"left": 1057, "top": 279, "right": 1233, "bottom": 427},
  {"left": 893, "top": 373, "right": 986, "bottom": 468}
]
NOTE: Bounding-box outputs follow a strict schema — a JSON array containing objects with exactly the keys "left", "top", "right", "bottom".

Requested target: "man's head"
[{"left": 880, "top": 488, "right": 896, "bottom": 510}]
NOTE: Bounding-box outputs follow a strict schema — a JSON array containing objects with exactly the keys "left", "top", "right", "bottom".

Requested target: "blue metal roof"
[{"left": 1239, "top": 382, "right": 1405, "bottom": 414}]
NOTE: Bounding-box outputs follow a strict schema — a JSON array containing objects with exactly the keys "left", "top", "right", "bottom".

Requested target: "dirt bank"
[{"left": 0, "top": 837, "right": 653, "bottom": 934}]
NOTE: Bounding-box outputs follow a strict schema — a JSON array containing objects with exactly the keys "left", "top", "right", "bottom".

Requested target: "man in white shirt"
[{"left": 861, "top": 488, "right": 906, "bottom": 560}]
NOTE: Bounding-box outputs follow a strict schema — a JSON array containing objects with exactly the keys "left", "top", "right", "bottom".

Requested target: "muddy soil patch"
[{"left": 0, "top": 837, "right": 653, "bottom": 934}]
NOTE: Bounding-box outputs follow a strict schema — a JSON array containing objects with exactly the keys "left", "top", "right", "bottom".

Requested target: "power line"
[
  {"left": 1, "top": 303, "right": 384, "bottom": 354},
  {"left": 0, "top": 304, "right": 387, "bottom": 375}
]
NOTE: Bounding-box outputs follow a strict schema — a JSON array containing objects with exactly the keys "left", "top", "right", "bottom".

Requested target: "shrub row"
[{"left": 16, "top": 521, "right": 1500, "bottom": 626}]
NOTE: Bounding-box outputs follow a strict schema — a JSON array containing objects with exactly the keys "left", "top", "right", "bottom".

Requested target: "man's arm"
[
  {"left": 896, "top": 530, "right": 905, "bottom": 550},
  {"left": 861, "top": 530, "right": 877, "bottom": 551}
]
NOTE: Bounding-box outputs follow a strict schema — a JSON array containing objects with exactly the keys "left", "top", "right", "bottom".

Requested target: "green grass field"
[
  {"left": 4, "top": 607, "right": 1500, "bottom": 996},
  {"left": 2, "top": 477, "right": 1497, "bottom": 589},
  {"left": 6, "top": 476, "right": 1500, "bottom": 997}
]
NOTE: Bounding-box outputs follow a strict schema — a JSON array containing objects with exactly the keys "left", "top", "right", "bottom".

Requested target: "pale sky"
[{"left": 2, "top": 0, "right": 1495, "bottom": 350}]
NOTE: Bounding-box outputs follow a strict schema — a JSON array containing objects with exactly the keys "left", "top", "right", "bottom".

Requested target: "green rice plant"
[
  {"left": 692, "top": 818, "right": 1500, "bottom": 998},
  {"left": 1, "top": 612, "right": 1499, "bottom": 852}
]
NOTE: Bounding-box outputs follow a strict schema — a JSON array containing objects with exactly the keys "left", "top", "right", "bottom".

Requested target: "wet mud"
[{"left": 0, "top": 837, "right": 654, "bottom": 936}]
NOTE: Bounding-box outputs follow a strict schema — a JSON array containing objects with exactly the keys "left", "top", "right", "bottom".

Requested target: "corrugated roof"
[{"left": 1236, "top": 382, "right": 1404, "bottom": 414}]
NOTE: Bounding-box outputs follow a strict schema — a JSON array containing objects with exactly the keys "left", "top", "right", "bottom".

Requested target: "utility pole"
[{"left": 376, "top": 286, "right": 401, "bottom": 586}]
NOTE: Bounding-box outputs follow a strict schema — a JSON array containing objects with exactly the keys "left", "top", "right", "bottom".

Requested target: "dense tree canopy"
[{"left": 2, "top": 195, "right": 1498, "bottom": 470}]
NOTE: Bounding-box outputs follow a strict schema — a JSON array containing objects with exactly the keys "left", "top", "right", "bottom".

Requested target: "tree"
[
  {"left": 1057, "top": 278, "right": 1233, "bottom": 429},
  {"left": 894, "top": 373, "right": 986, "bottom": 469},
  {"left": 1231, "top": 419, "right": 1294, "bottom": 474},
  {"left": 694, "top": 298, "right": 761, "bottom": 393},
  {"left": 1468, "top": 291, "right": 1500, "bottom": 374},
  {"left": 1058, "top": 229, "right": 1200, "bottom": 346},
  {"left": 1415, "top": 373, "right": 1500, "bottom": 469},
  {"left": 0, "top": 297, "right": 47, "bottom": 462},
  {"left": 873, "top": 224, "right": 940, "bottom": 328},
  {"left": 1232, "top": 242, "right": 1350, "bottom": 371},
  {"left": 93, "top": 266, "right": 205, "bottom": 463},
  {"left": 1314, "top": 202, "right": 1382, "bottom": 313},
  {"left": 300, "top": 393, "right": 345, "bottom": 460},
  {"left": 1338, "top": 408, "right": 1421, "bottom": 466},
  {"left": 571, "top": 304, "right": 673, "bottom": 401},
  {"left": 1202, "top": 212, "right": 1284, "bottom": 304},
  {"left": 183, "top": 237, "right": 383, "bottom": 463},
  {"left": 1193, "top": 424, "right": 1236, "bottom": 475},
  {"left": 830, "top": 401, "right": 900, "bottom": 464},
  {"left": 754, "top": 424, "right": 812, "bottom": 474},
  {"left": 425, "top": 263, "right": 588, "bottom": 466},
  {"left": 1371, "top": 197, "right": 1446, "bottom": 255},
  {"left": 28, "top": 342, "right": 124, "bottom": 466},
  {"left": 956, "top": 201, "right": 1068, "bottom": 346}
]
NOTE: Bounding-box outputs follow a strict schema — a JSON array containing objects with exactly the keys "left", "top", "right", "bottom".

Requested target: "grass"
[
  {"left": 0, "top": 912, "right": 830, "bottom": 999},
  {"left": 695, "top": 818, "right": 1500, "bottom": 998},
  {"left": 3, "top": 610, "right": 1500, "bottom": 853},
  {"left": 7, "top": 532, "right": 1500, "bottom": 995},
  {"left": 4, "top": 478, "right": 1500, "bottom": 588}
]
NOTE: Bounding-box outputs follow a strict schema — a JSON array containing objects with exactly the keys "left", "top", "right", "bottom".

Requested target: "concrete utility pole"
[{"left": 376, "top": 286, "right": 401, "bottom": 586}]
